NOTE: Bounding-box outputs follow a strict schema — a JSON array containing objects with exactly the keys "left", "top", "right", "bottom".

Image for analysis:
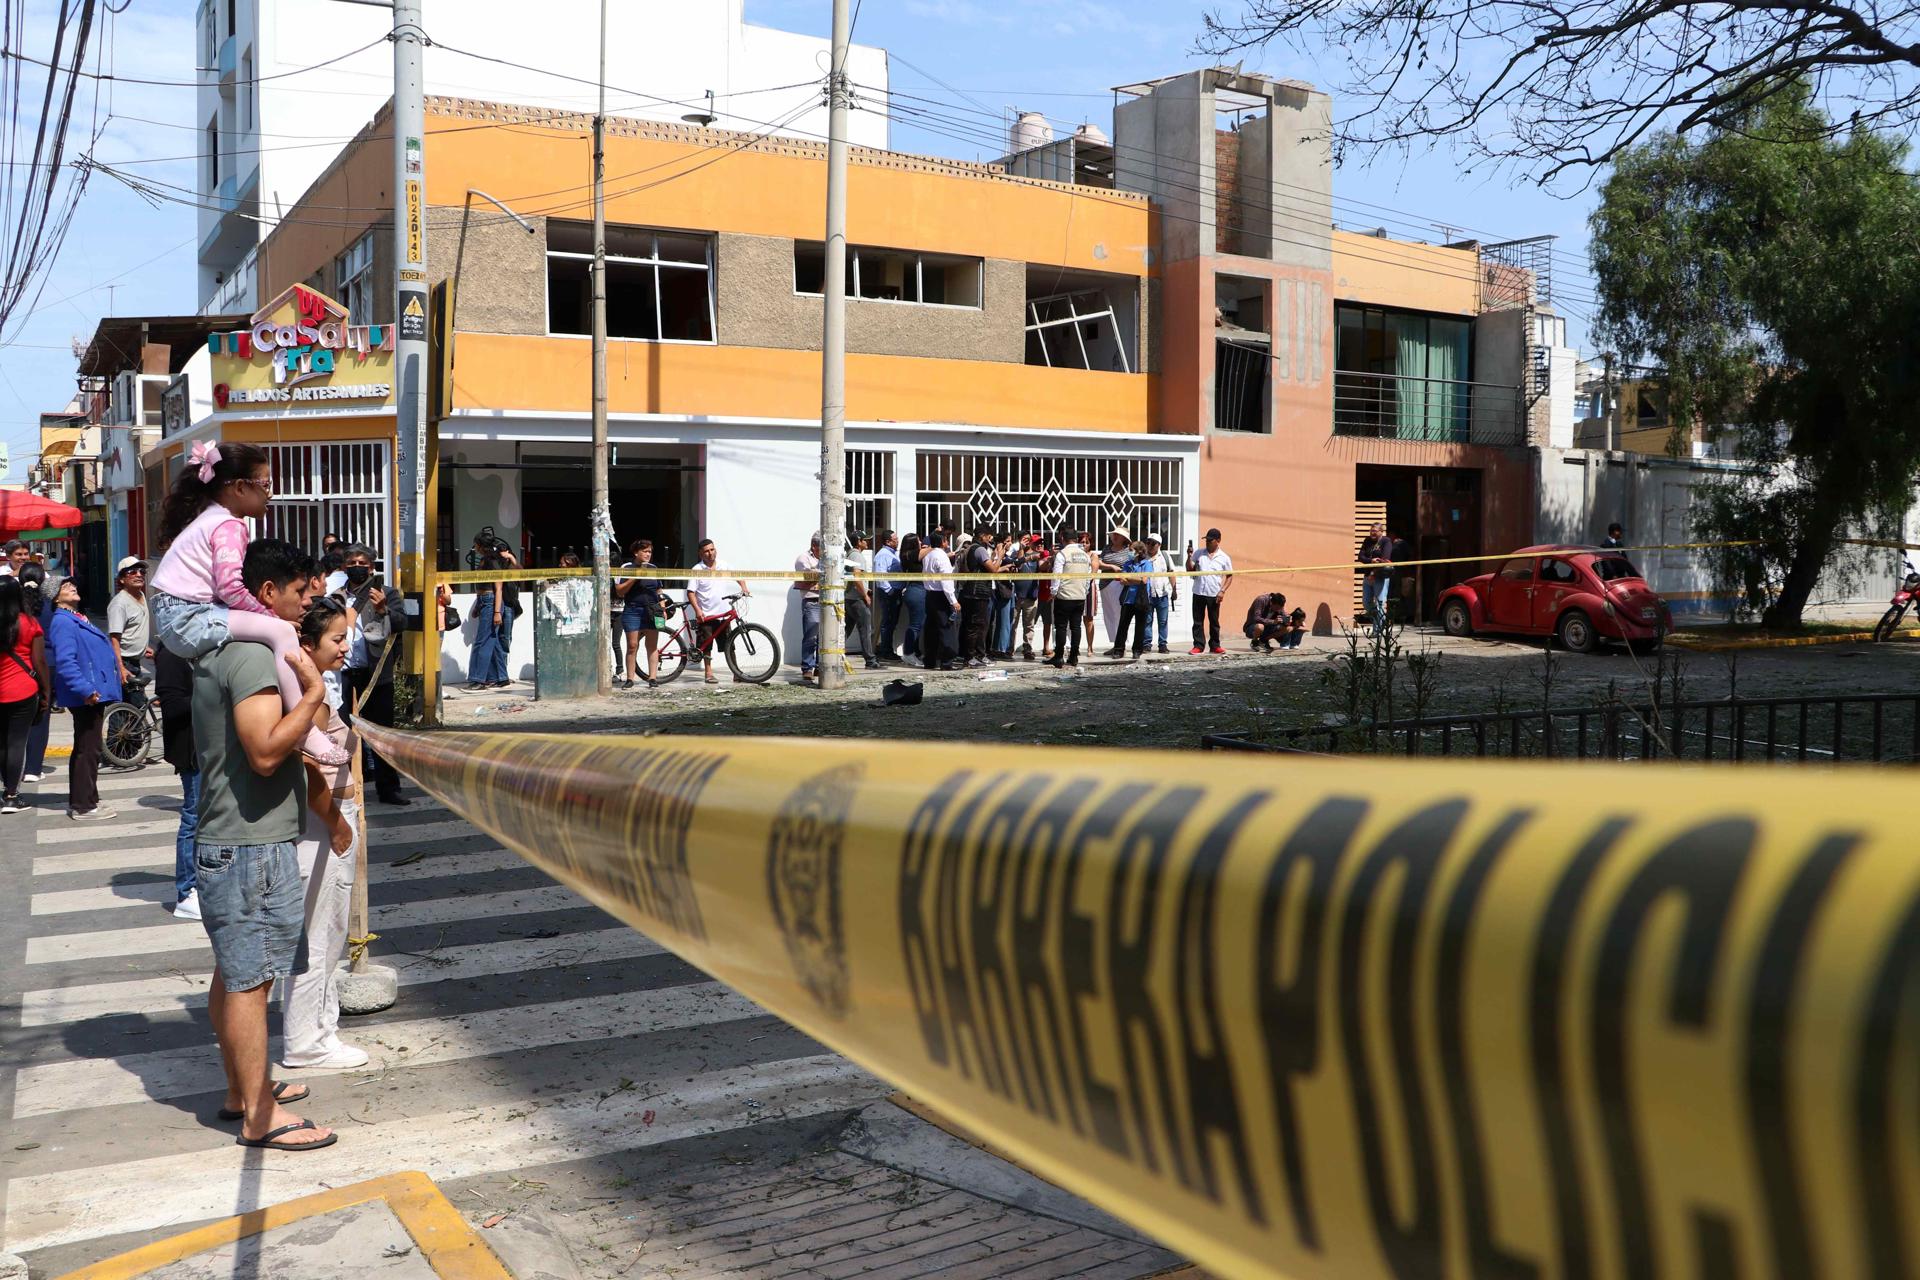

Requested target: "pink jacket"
[{"left": 150, "top": 504, "right": 273, "bottom": 615}]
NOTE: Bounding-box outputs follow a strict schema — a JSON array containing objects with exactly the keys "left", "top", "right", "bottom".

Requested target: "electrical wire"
[{"left": 0, "top": 33, "right": 390, "bottom": 88}]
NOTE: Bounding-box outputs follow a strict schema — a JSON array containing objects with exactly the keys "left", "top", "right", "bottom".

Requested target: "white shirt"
[
  {"left": 1194, "top": 549, "right": 1233, "bottom": 597},
  {"left": 1146, "top": 549, "right": 1177, "bottom": 598},
  {"left": 921, "top": 547, "right": 959, "bottom": 607},
  {"left": 688, "top": 562, "right": 737, "bottom": 616}
]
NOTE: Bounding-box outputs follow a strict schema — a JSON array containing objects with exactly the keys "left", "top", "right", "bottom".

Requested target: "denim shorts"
[
  {"left": 196, "top": 840, "right": 309, "bottom": 991},
  {"left": 152, "top": 589, "right": 231, "bottom": 661}
]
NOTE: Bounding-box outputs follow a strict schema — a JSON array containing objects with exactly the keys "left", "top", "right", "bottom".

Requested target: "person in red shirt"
[{"left": 0, "top": 576, "right": 50, "bottom": 813}]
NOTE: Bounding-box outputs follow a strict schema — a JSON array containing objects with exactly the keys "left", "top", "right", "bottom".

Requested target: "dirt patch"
[{"left": 441, "top": 629, "right": 1920, "bottom": 752}]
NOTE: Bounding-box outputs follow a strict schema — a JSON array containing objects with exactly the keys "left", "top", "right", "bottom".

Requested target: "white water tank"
[
  {"left": 1009, "top": 110, "right": 1054, "bottom": 154},
  {"left": 1073, "top": 122, "right": 1110, "bottom": 145}
]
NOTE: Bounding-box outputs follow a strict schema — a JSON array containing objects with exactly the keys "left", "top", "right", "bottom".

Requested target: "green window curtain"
[
  {"left": 1429, "top": 317, "right": 1470, "bottom": 441},
  {"left": 1390, "top": 313, "right": 1428, "bottom": 439}
]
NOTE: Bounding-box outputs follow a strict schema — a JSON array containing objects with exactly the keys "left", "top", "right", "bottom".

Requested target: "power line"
[{"left": 0, "top": 34, "right": 390, "bottom": 89}]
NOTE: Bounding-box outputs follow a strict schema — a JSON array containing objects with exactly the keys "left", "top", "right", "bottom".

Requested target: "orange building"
[{"left": 178, "top": 67, "right": 1560, "bottom": 656}]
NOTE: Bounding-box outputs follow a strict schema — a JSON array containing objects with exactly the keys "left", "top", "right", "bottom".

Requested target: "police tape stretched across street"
[{"left": 356, "top": 722, "right": 1920, "bottom": 1279}]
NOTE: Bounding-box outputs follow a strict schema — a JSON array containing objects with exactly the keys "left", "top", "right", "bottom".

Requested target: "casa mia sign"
[{"left": 209, "top": 284, "right": 395, "bottom": 409}]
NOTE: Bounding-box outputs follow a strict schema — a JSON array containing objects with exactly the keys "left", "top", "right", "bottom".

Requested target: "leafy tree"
[{"left": 1590, "top": 84, "right": 1920, "bottom": 626}]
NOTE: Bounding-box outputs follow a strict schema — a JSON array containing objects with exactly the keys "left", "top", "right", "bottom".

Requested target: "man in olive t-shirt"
[{"left": 189, "top": 539, "right": 336, "bottom": 1152}]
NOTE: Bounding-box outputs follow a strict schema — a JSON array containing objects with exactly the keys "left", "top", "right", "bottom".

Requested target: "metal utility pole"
[
  {"left": 391, "top": 0, "right": 429, "bottom": 649},
  {"left": 816, "top": 0, "right": 851, "bottom": 689},
  {"left": 590, "top": 0, "right": 612, "bottom": 696}
]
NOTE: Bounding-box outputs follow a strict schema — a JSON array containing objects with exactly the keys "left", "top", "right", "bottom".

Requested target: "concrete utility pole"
[
  {"left": 590, "top": 0, "right": 612, "bottom": 696},
  {"left": 392, "top": 0, "right": 429, "bottom": 639},
  {"left": 816, "top": 0, "right": 851, "bottom": 689}
]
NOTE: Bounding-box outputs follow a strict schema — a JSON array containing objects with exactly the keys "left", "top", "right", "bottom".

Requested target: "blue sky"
[{"left": 0, "top": 0, "right": 1602, "bottom": 482}]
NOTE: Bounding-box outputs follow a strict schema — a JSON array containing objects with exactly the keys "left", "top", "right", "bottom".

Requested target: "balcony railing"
[{"left": 1333, "top": 370, "right": 1527, "bottom": 447}]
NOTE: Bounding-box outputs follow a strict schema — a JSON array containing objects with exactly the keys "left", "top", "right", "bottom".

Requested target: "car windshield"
[{"left": 1589, "top": 556, "right": 1641, "bottom": 582}]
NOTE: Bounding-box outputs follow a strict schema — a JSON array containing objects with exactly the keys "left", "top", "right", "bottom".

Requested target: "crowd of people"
[{"left": 792, "top": 522, "right": 1322, "bottom": 676}]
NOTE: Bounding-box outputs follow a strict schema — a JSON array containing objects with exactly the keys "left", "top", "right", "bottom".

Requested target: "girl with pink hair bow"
[{"left": 147, "top": 440, "right": 348, "bottom": 765}]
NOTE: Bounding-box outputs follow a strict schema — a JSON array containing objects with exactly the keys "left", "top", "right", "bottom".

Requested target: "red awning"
[{"left": 0, "top": 490, "right": 84, "bottom": 534}]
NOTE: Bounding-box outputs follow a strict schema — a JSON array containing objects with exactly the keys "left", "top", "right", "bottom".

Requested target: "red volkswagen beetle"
[{"left": 1437, "top": 546, "right": 1671, "bottom": 653}]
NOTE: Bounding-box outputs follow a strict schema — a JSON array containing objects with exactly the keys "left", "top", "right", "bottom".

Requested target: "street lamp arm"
[{"left": 465, "top": 189, "right": 538, "bottom": 234}]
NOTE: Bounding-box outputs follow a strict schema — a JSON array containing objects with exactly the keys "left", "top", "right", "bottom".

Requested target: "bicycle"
[
  {"left": 102, "top": 675, "right": 160, "bottom": 770},
  {"left": 652, "top": 594, "right": 781, "bottom": 684}
]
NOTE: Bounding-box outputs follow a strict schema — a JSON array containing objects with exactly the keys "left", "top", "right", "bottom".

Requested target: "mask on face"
[{"left": 344, "top": 565, "right": 372, "bottom": 586}]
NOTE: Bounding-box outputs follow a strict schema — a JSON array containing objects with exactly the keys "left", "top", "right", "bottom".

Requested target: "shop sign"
[{"left": 208, "top": 284, "right": 396, "bottom": 411}]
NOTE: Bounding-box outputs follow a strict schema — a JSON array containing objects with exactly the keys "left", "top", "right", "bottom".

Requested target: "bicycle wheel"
[
  {"left": 1875, "top": 601, "right": 1909, "bottom": 642},
  {"left": 652, "top": 631, "right": 690, "bottom": 684},
  {"left": 724, "top": 622, "right": 782, "bottom": 684},
  {"left": 101, "top": 702, "right": 151, "bottom": 769}
]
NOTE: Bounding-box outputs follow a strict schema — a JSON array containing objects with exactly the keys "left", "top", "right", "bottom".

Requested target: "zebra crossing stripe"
[
  {"left": 12, "top": 983, "right": 764, "bottom": 1118},
  {"left": 18, "top": 926, "right": 664, "bottom": 1026},
  {"left": 31, "top": 847, "right": 535, "bottom": 914},
  {"left": 26, "top": 884, "right": 597, "bottom": 965},
  {"left": 2, "top": 1053, "right": 882, "bottom": 1254}
]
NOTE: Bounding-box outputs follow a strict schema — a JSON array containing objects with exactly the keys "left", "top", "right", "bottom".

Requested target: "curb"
[{"left": 1667, "top": 628, "right": 1912, "bottom": 652}]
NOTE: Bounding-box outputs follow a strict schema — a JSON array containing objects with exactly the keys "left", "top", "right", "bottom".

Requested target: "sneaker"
[
  {"left": 1189, "top": 646, "right": 1204, "bottom": 655},
  {"left": 68, "top": 806, "right": 117, "bottom": 822},
  {"left": 1210, "top": 645, "right": 1227, "bottom": 655},
  {"left": 20, "top": 773, "right": 41, "bottom": 783},
  {"left": 282, "top": 1040, "right": 371, "bottom": 1070},
  {"left": 173, "top": 890, "right": 202, "bottom": 921},
  {"left": 0, "top": 795, "right": 21, "bottom": 814}
]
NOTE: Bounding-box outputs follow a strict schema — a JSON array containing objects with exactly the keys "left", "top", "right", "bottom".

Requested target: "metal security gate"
[
  {"left": 915, "top": 451, "right": 1181, "bottom": 545},
  {"left": 259, "top": 441, "right": 391, "bottom": 567}
]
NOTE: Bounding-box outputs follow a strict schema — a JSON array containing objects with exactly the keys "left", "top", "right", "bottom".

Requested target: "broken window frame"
[
  {"left": 545, "top": 222, "right": 717, "bottom": 344},
  {"left": 1023, "top": 289, "right": 1133, "bottom": 374},
  {"left": 792, "top": 242, "right": 984, "bottom": 310}
]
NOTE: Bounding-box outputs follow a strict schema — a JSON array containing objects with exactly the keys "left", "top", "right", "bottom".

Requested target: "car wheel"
[
  {"left": 1440, "top": 599, "right": 1473, "bottom": 638},
  {"left": 1556, "top": 609, "right": 1599, "bottom": 654}
]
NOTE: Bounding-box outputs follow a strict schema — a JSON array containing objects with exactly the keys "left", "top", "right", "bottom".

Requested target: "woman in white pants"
[{"left": 280, "top": 596, "right": 368, "bottom": 1070}]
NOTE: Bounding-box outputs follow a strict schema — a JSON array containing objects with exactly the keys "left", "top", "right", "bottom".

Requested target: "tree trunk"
[{"left": 1763, "top": 510, "right": 1840, "bottom": 628}]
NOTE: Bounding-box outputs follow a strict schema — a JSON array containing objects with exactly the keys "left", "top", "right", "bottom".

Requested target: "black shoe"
[
  {"left": 1068, "top": 656, "right": 1080, "bottom": 666},
  {"left": 1049, "top": 659, "right": 1065, "bottom": 668},
  {"left": 1104, "top": 648, "right": 1123, "bottom": 658},
  {"left": 376, "top": 791, "right": 410, "bottom": 806},
  {"left": 864, "top": 660, "right": 882, "bottom": 669},
  {"left": 619, "top": 679, "right": 635, "bottom": 690},
  {"left": 1021, "top": 646, "right": 1034, "bottom": 661},
  {"left": 941, "top": 661, "right": 963, "bottom": 671}
]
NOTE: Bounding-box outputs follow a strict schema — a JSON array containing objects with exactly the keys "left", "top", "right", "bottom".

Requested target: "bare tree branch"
[{"left": 1202, "top": 0, "right": 1920, "bottom": 178}]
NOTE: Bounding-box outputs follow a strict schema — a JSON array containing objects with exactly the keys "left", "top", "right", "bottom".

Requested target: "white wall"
[
  {"left": 203, "top": 0, "right": 889, "bottom": 307},
  {"left": 1535, "top": 447, "right": 1910, "bottom": 619}
]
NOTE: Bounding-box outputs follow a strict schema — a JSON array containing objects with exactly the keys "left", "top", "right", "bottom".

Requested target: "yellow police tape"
[
  {"left": 430, "top": 540, "right": 1767, "bottom": 587},
  {"left": 355, "top": 724, "right": 1920, "bottom": 1279}
]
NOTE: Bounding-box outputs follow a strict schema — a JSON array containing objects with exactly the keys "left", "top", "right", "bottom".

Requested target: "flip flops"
[
  {"left": 235, "top": 1119, "right": 337, "bottom": 1151},
  {"left": 217, "top": 1080, "right": 310, "bottom": 1121}
]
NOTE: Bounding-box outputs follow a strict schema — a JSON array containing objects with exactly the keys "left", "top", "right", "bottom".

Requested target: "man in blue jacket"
[{"left": 47, "top": 578, "right": 121, "bottom": 821}]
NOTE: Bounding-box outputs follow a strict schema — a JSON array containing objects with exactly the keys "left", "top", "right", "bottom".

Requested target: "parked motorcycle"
[{"left": 1872, "top": 558, "right": 1920, "bottom": 641}]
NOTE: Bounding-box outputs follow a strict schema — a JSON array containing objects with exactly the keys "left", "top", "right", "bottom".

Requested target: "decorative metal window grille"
[
  {"left": 257, "top": 441, "right": 391, "bottom": 568},
  {"left": 845, "top": 449, "right": 895, "bottom": 540},
  {"left": 915, "top": 451, "right": 1180, "bottom": 545}
]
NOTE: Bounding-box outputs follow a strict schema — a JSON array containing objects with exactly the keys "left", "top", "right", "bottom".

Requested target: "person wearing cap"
[
  {"left": 1144, "top": 534, "right": 1178, "bottom": 654},
  {"left": 106, "top": 556, "right": 154, "bottom": 690},
  {"left": 1187, "top": 527, "right": 1234, "bottom": 654}
]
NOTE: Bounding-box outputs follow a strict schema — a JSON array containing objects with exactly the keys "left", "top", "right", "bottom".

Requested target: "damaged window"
[
  {"left": 547, "top": 222, "right": 715, "bottom": 343},
  {"left": 1024, "top": 267, "right": 1137, "bottom": 373},
  {"left": 794, "top": 242, "right": 983, "bottom": 308}
]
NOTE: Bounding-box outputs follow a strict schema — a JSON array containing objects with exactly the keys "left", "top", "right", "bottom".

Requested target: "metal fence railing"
[
  {"left": 1204, "top": 693, "right": 1920, "bottom": 765},
  {"left": 1332, "top": 370, "right": 1527, "bottom": 447}
]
